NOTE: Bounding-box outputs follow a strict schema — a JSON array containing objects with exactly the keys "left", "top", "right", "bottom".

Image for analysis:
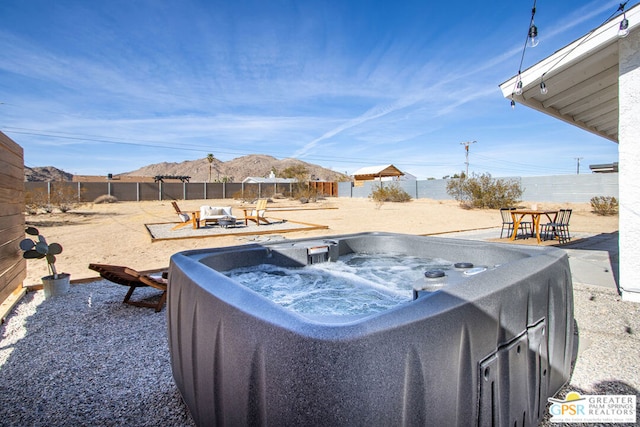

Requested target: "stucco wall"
[
  {"left": 338, "top": 174, "right": 618, "bottom": 203},
  {"left": 618, "top": 29, "right": 640, "bottom": 300}
]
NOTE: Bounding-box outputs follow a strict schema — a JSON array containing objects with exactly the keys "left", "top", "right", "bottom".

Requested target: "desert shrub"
[
  {"left": 293, "top": 185, "right": 319, "bottom": 203},
  {"left": 590, "top": 196, "right": 618, "bottom": 216},
  {"left": 232, "top": 187, "right": 259, "bottom": 202},
  {"left": 446, "top": 173, "right": 522, "bottom": 209},
  {"left": 50, "top": 185, "right": 84, "bottom": 213},
  {"left": 369, "top": 183, "right": 412, "bottom": 208},
  {"left": 24, "top": 188, "right": 50, "bottom": 214},
  {"left": 94, "top": 194, "right": 119, "bottom": 204}
]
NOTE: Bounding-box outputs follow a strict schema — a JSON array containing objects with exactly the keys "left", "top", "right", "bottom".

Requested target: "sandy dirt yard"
[{"left": 21, "top": 197, "right": 618, "bottom": 286}]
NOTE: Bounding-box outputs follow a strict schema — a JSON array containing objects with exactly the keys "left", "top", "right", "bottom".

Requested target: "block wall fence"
[{"left": 338, "top": 173, "right": 618, "bottom": 203}]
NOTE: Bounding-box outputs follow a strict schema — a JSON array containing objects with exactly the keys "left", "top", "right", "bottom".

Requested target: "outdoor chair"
[
  {"left": 500, "top": 207, "right": 531, "bottom": 238},
  {"left": 88, "top": 263, "right": 168, "bottom": 312},
  {"left": 541, "top": 209, "right": 572, "bottom": 244},
  {"left": 171, "top": 201, "right": 197, "bottom": 230},
  {"left": 242, "top": 199, "right": 270, "bottom": 225}
]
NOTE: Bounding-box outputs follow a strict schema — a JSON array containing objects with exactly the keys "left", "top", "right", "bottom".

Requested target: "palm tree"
[{"left": 207, "top": 153, "right": 214, "bottom": 182}]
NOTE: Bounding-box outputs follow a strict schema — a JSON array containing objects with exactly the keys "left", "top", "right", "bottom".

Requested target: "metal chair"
[
  {"left": 500, "top": 207, "right": 532, "bottom": 238},
  {"left": 541, "top": 209, "right": 572, "bottom": 244}
]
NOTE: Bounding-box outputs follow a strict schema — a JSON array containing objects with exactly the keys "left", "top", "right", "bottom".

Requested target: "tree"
[
  {"left": 206, "top": 153, "right": 215, "bottom": 182},
  {"left": 280, "top": 165, "right": 308, "bottom": 180}
]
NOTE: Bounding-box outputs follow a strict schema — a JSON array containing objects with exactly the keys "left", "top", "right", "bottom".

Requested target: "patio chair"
[
  {"left": 88, "top": 263, "right": 168, "bottom": 312},
  {"left": 242, "top": 199, "right": 270, "bottom": 225},
  {"left": 541, "top": 209, "right": 572, "bottom": 244},
  {"left": 500, "top": 207, "right": 532, "bottom": 238},
  {"left": 171, "top": 201, "right": 196, "bottom": 230}
]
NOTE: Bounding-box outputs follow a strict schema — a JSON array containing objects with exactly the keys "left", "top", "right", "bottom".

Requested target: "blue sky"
[{"left": 0, "top": 0, "right": 627, "bottom": 179}]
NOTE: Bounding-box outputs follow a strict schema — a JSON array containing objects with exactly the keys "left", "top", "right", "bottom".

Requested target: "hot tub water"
[{"left": 224, "top": 253, "right": 493, "bottom": 316}]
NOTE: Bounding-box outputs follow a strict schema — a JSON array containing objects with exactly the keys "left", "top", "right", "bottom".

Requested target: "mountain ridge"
[{"left": 24, "top": 155, "right": 349, "bottom": 182}]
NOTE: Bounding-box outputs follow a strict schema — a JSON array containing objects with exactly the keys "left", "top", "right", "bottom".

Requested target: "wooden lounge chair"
[
  {"left": 171, "top": 201, "right": 198, "bottom": 230},
  {"left": 88, "top": 263, "right": 168, "bottom": 312},
  {"left": 242, "top": 199, "right": 270, "bottom": 225}
]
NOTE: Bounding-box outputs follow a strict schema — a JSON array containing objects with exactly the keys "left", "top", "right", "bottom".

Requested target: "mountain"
[
  {"left": 24, "top": 166, "right": 73, "bottom": 182},
  {"left": 122, "top": 155, "right": 349, "bottom": 182},
  {"left": 24, "top": 155, "right": 349, "bottom": 182}
]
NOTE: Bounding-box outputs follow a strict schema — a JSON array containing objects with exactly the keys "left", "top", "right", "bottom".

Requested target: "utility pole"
[
  {"left": 575, "top": 157, "right": 583, "bottom": 174},
  {"left": 460, "top": 140, "right": 476, "bottom": 177}
]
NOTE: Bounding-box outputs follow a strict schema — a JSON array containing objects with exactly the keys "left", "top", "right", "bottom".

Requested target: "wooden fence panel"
[{"left": 0, "top": 132, "right": 26, "bottom": 309}]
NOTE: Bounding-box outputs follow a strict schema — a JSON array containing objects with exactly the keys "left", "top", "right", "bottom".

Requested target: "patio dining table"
[{"left": 510, "top": 209, "right": 558, "bottom": 244}]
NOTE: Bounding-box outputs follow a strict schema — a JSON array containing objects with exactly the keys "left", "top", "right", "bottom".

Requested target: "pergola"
[
  {"left": 499, "top": 4, "right": 640, "bottom": 301},
  {"left": 351, "top": 165, "right": 404, "bottom": 182}
]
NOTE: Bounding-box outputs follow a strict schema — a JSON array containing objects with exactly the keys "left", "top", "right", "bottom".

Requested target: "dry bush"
[
  {"left": 293, "top": 185, "right": 319, "bottom": 203},
  {"left": 369, "top": 183, "right": 412, "bottom": 208},
  {"left": 590, "top": 196, "right": 618, "bottom": 216},
  {"left": 94, "top": 195, "right": 119, "bottom": 204},
  {"left": 232, "top": 187, "right": 259, "bottom": 202},
  {"left": 51, "top": 185, "right": 84, "bottom": 213},
  {"left": 446, "top": 173, "right": 522, "bottom": 209},
  {"left": 24, "top": 188, "right": 49, "bottom": 214}
]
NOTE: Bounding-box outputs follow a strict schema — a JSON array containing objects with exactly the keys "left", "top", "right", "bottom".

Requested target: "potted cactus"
[{"left": 20, "top": 226, "right": 70, "bottom": 299}]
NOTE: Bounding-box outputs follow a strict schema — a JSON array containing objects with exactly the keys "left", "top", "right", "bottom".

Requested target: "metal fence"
[{"left": 24, "top": 181, "right": 336, "bottom": 203}]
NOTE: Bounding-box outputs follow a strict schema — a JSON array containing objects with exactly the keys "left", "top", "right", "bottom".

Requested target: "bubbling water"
[{"left": 224, "top": 253, "right": 455, "bottom": 316}]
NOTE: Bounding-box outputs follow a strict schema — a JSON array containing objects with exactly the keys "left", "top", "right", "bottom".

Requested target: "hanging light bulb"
[
  {"left": 528, "top": 23, "right": 539, "bottom": 47},
  {"left": 511, "top": 99, "right": 516, "bottom": 109},
  {"left": 515, "top": 79, "right": 523, "bottom": 96},
  {"left": 540, "top": 81, "right": 548, "bottom": 95},
  {"left": 619, "top": 15, "right": 629, "bottom": 38}
]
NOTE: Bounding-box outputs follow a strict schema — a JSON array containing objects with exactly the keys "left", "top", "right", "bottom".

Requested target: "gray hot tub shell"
[{"left": 168, "top": 232, "right": 575, "bottom": 426}]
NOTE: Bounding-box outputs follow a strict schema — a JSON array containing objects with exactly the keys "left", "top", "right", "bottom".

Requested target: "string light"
[
  {"left": 510, "top": 1, "right": 631, "bottom": 108},
  {"left": 618, "top": 1, "right": 630, "bottom": 37},
  {"left": 539, "top": 80, "right": 548, "bottom": 95},
  {"left": 509, "top": 1, "right": 538, "bottom": 108},
  {"left": 619, "top": 14, "right": 629, "bottom": 37},
  {"left": 515, "top": 78, "right": 523, "bottom": 95},
  {"left": 528, "top": 8, "right": 539, "bottom": 47}
]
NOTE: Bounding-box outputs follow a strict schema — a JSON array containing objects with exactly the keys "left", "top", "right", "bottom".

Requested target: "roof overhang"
[
  {"left": 499, "top": 4, "right": 640, "bottom": 143},
  {"left": 352, "top": 164, "right": 404, "bottom": 180}
]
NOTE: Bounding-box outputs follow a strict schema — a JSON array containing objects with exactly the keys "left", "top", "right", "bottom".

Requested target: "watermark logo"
[{"left": 548, "top": 391, "right": 636, "bottom": 423}]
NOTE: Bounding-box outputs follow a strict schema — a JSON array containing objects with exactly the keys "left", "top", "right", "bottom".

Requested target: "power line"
[
  {"left": 3, "top": 126, "right": 589, "bottom": 177},
  {"left": 0, "top": 126, "right": 451, "bottom": 169}
]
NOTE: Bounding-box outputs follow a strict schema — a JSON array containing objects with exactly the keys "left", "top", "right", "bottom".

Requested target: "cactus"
[{"left": 19, "top": 226, "right": 63, "bottom": 279}]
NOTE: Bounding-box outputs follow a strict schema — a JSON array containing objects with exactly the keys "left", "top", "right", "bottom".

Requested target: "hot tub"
[{"left": 168, "top": 232, "right": 574, "bottom": 426}]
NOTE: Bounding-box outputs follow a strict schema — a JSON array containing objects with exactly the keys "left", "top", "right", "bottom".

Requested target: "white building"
[
  {"left": 499, "top": 4, "right": 639, "bottom": 301},
  {"left": 242, "top": 171, "right": 297, "bottom": 185}
]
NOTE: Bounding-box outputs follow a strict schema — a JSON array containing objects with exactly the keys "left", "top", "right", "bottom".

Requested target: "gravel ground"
[
  {"left": 145, "top": 218, "right": 325, "bottom": 241},
  {"left": 538, "top": 283, "right": 640, "bottom": 427},
  {"left": 0, "top": 282, "right": 194, "bottom": 427},
  {"left": 1, "top": 278, "right": 638, "bottom": 426}
]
